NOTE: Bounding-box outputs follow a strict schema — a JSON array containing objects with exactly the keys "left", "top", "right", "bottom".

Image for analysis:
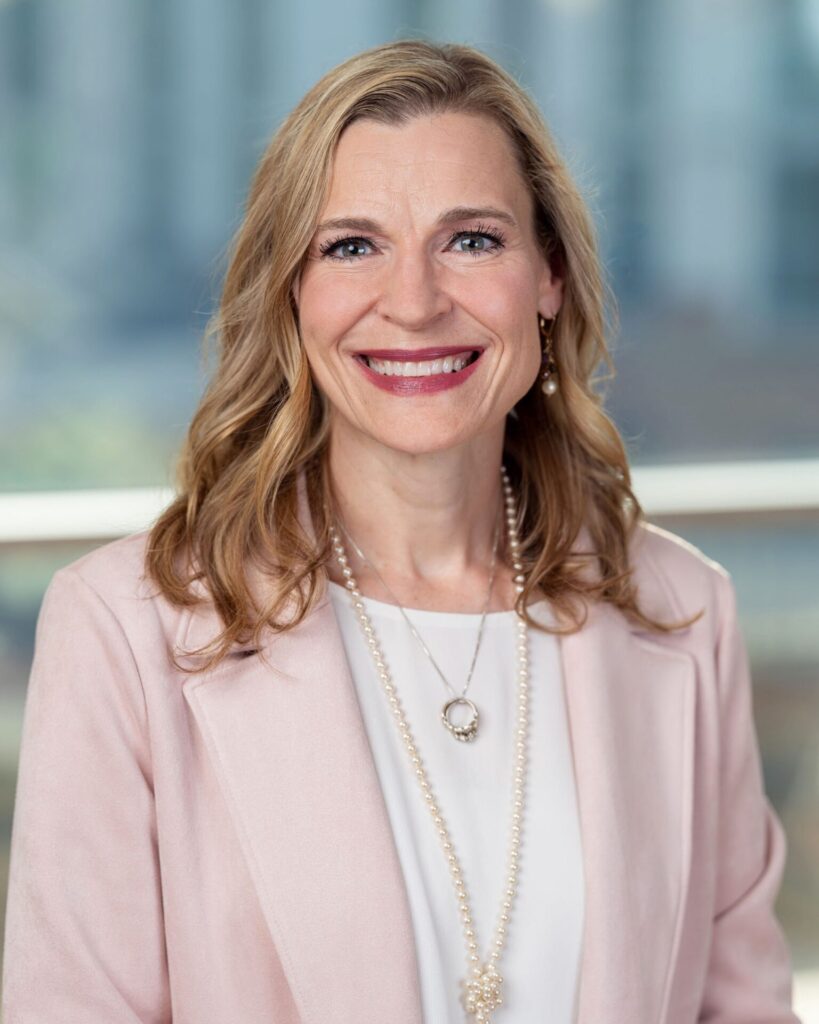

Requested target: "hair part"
[{"left": 146, "top": 39, "right": 698, "bottom": 673}]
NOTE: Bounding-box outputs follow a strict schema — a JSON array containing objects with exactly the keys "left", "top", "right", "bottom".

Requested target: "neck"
[{"left": 323, "top": 421, "right": 520, "bottom": 613}]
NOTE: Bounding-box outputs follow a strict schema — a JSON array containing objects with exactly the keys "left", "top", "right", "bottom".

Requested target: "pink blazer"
[{"left": 3, "top": 498, "right": 799, "bottom": 1022}]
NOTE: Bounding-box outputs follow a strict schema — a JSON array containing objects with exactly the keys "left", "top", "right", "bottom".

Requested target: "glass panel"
[{"left": 2, "top": 0, "right": 817, "bottom": 493}]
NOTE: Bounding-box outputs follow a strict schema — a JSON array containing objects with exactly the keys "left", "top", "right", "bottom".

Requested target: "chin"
[{"left": 366, "top": 428, "right": 476, "bottom": 457}]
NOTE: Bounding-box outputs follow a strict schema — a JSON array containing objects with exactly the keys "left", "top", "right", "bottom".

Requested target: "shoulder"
[
  {"left": 41, "top": 531, "right": 188, "bottom": 656},
  {"left": 626, "top": 520, "right": 735, "bottom": 627},
  {"left": 55, "top": 530, "right": 156, "bottom": 600}
]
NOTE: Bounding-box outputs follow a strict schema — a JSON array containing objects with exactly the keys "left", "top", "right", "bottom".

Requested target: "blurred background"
[{"left": 1, "top": 0, "right": 817, "bottom": 1015}]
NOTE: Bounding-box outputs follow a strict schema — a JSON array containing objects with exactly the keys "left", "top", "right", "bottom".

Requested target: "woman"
[{"left": 3, "top": 40, "right": 798, "bottom": 1024}]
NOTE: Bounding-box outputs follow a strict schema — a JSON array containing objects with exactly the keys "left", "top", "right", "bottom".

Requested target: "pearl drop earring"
[{"left": 538, "top": 314, "right": 559, "bottom": 397}]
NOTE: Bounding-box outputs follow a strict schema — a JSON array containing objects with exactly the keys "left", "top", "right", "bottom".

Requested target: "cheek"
[
  {"left": 297, "top": 270, "right": 370, "bottom": 348},
  {"left": 474, "top": 270, "right": 542, "bottom": 380},
  {"left": 456, "top": 264, "right": 539, "bottom": 332}
]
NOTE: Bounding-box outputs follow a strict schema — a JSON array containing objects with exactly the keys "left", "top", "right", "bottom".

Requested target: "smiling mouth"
[{"left": 356, "top": 349, "right": 482, "bottom": 377}]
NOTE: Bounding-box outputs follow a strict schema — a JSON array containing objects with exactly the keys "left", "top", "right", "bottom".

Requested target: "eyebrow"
[{"left": 314, "top": 206, "right": 519, "bottom": 235}]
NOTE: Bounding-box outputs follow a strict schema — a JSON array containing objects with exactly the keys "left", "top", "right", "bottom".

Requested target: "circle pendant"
[{"left": 442, "top": 697, "right": 480, "bottom": 742}]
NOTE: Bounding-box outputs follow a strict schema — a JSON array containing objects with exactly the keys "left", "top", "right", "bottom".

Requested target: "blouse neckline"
[{"left": 327, "top": 579, "right": 553, "bottom": 629}]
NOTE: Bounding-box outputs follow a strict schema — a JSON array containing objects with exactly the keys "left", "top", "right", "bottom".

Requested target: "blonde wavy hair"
[{"left": 147, "top": 38, "right": 690, "bottom": 672}]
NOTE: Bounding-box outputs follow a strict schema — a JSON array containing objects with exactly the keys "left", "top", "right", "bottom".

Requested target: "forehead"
[{"left": 320, "top": 111, "right": 534, "bottom": 224}]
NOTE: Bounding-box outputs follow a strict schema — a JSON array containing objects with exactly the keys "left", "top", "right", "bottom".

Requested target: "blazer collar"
[{"left": 179, "top": 473, "right": 696, "bottom": 1024}]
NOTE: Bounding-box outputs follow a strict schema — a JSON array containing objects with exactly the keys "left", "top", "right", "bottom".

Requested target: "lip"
[
  {"left": 354, "top": 349, "right": 484, "bottom": 396},
  {"left": 353, "top": 346, "right": 483, "bottom": 361}
]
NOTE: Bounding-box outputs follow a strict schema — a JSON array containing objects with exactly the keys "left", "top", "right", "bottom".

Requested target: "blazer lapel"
[
  {"left": 181, "top": 591, "right": 424, "bottom": 1024},
  {"left": 562, "top": 600, "right": 697, "bottom": 1023}
]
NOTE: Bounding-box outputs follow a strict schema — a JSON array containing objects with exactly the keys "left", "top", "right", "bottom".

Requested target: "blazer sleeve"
[
  {"left": 698, "top": 572, "right": 800, "bottom": 1022},
  {"left": 2, "top": 568, "right": 172, "bottom": 1022}
]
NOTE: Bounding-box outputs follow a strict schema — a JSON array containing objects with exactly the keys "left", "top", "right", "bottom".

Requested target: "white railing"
[{"left": 1, "top": 458, "right": 818, "bottom": 544}]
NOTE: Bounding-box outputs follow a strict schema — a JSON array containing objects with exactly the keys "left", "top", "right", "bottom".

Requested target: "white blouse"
[{"left": 328, "top": 581, "right": 584, "bottom": 1023}]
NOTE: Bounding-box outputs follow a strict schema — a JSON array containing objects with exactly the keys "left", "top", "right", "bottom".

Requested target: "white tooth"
[{"left": 368, "top": 353, "right": 476, "bottom": 376}]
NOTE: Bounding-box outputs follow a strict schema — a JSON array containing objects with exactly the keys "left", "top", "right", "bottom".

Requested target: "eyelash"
[{"left": 317, "top": 222, "right": 507, "bottom": 261}]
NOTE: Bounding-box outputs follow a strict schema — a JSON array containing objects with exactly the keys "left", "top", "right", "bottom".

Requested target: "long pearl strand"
[{"left": 328, "top": 464, "right": 529, "bottom": 1023}]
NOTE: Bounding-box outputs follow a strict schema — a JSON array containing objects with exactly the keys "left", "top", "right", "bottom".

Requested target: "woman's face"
[{"left": 293, "top": 111, "right": 563, "bottom": 457}]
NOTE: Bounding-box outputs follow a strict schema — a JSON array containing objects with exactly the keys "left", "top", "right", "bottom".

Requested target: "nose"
[{"left": 376, "top": 248, "right": 452, "bottom": 329}]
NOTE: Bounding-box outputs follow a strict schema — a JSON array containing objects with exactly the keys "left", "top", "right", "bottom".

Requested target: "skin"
[{"left": 292, "top": 111, "right": 563, "bottom": 611}]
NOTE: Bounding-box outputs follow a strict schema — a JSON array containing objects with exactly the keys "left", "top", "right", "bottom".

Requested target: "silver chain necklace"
[
  {"left": 333, "top": 506, "right": 502, "bottom": 742},
  {"left": 328, "top": 463, "right": 528, "bottom": 1022}
]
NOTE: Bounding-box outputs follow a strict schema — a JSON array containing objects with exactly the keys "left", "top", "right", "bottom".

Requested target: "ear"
[
  {"left": 290, "top": 275, "right": 300, "bottom": 308},
  {"left": 537, "top": 255, "right": 564, "bottom": 320}
]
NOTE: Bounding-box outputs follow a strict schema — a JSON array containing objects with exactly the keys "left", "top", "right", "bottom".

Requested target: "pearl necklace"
[{"left": 328, "top": 464, "right": 529, "bottom": 1023}]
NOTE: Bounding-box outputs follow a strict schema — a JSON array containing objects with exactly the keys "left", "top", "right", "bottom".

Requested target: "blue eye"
[
  {"left": 448, "top": 227, "right": 506, "bottom": 256},
  {"left": 319, "top": 236, "right": 373, "bottom": 260},
  {"left": 450, "top": 234, "right": 489, "bottom": 252}
]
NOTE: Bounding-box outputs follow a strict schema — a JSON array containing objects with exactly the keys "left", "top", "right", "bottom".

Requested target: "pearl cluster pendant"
[{"left": 329, "top": 464, "right": 530, "bottom": 1023}]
